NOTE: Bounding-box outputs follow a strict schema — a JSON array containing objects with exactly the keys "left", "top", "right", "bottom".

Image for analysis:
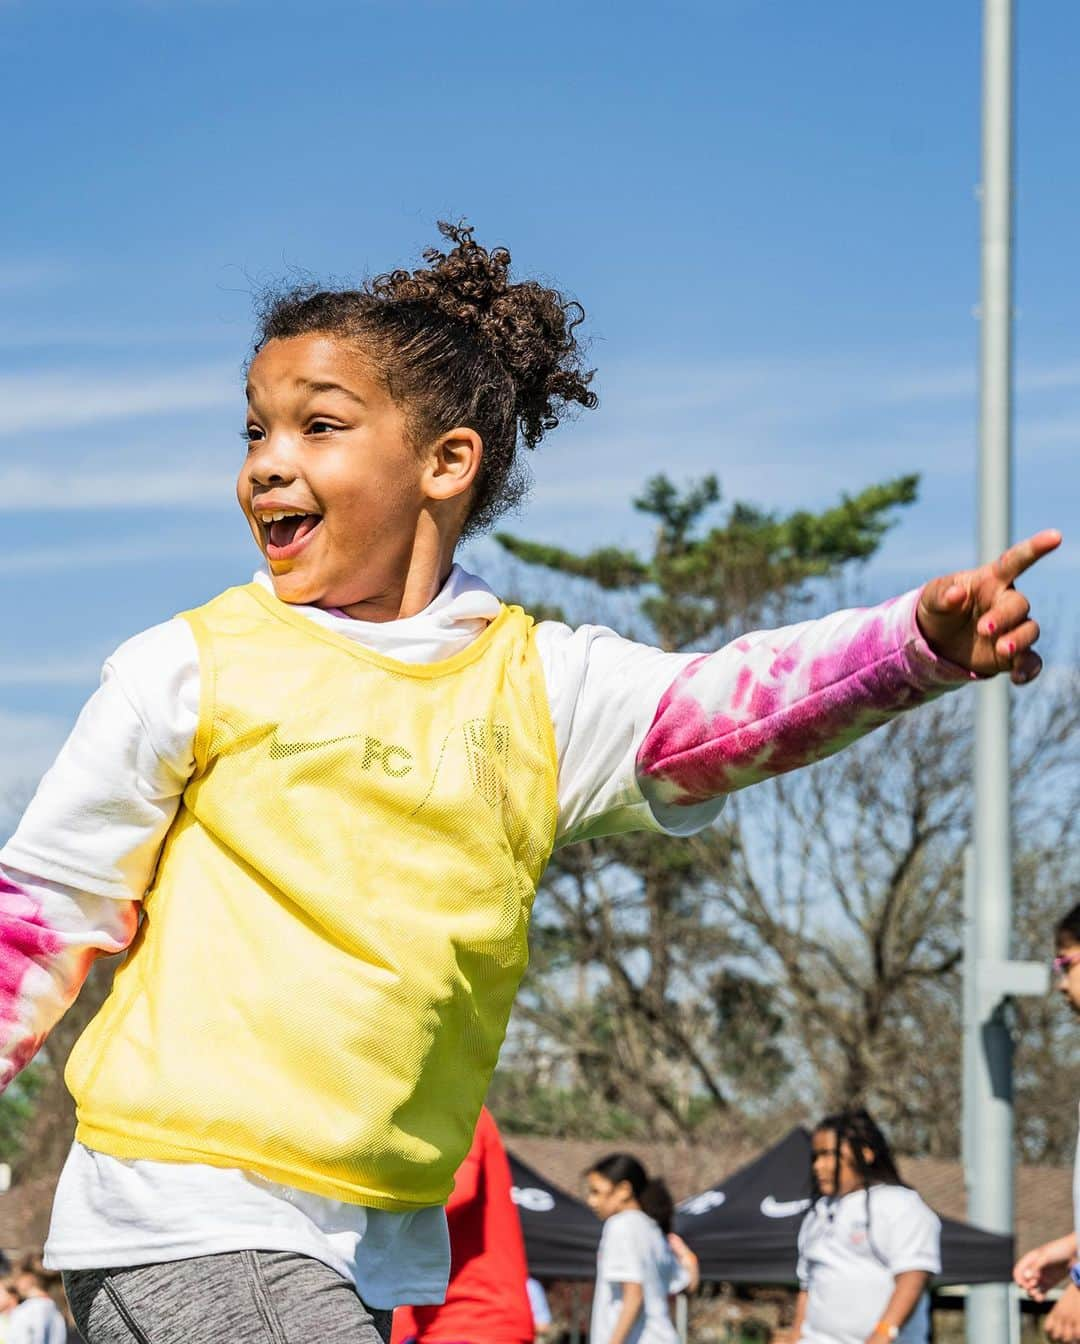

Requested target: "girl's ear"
[
  {"left": 424, "top": 427, "right": 483, "bottom": 503},
  {"left": 861, "top": 1145, "right": 875, "bottom": 1168}
]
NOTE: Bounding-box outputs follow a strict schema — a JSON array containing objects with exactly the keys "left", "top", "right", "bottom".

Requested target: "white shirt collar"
[{"left": 250, "top": 565, "right": 503, "bottom": 665}]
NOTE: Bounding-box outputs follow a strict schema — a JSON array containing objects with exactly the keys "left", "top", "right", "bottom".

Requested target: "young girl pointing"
[{"left": 0, "top": 223, "right": 1059, "bottom": 1344}]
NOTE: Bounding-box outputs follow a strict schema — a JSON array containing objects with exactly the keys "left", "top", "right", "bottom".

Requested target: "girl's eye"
[
  {"left": 307, "top": 420, "right": 338, "bottom": 435},
  {"left": 243, "top": 426, "right": 264, "bottom": 443}
]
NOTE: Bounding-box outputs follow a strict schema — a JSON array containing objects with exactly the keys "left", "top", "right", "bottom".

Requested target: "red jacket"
[{"left": 392, "top": 1107, "right": 534, "bottom": 1344}]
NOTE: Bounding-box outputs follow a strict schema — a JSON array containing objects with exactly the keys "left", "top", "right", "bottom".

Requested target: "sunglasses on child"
[{"left": 1052, "top": 952, "right": 1080, "bottom": 977}]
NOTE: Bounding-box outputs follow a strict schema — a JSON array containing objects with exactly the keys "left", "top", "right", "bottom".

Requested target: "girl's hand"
[
  {"left": 1046, "top": 1284, "right": 1080, "bottom": 1342},
  {"left": 667, "top": 1232, "right": 701, "bottom": 1294},
  {"left": 1013, "top": 1238, "right": 1075, "bottom": 1301},
  {"left": 917, "top": 529, "right": 1061, "bottom": 684}
]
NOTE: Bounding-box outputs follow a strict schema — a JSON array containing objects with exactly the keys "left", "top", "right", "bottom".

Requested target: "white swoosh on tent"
[
  {"left": 761, "top": 1195, "right": 812, "bottom": 1218},
  {"left": 512, "top": 1185, "right": 556, "bottom": 1213},
  {"left": 679, "top": 1190, "right": 727, "bottom": 1216}
]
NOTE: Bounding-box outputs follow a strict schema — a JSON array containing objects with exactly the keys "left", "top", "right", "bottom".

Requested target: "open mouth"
[{"left": 260, "top": 510, "right": 324, "bottom": 561}]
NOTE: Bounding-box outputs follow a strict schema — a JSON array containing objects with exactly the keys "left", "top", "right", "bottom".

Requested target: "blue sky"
[{"left": 1, "top": 0, "right": 1078, "bottom": 807}]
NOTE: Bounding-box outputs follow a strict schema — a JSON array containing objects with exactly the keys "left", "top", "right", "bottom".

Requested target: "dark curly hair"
[{"left": 252, "top": 221, "right": 598, "bottom": 537}]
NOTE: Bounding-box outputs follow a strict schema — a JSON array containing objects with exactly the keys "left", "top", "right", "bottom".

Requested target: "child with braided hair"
[
  {"left": 0, "top": 222, "right": 1058, "bottom": 1344},
  {"left": 793, "top": 1110, "right": 940, "bottom": 1344},
  {"left": 1011, "top": 902, "right": 1080, "bottom": 1343}
]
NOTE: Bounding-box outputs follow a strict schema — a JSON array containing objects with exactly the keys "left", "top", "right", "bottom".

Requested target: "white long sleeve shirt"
[{"left": 0, "top": 566, "right": 966, "bottom": 1306}]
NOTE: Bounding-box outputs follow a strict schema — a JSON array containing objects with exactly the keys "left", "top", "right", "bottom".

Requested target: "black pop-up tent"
[
  {"left": 508, "top": 1150, "right": 601, "bottom": 1279},
  {"left": 673, "top": 1127, "right": 1015, "bottom": 1287}
]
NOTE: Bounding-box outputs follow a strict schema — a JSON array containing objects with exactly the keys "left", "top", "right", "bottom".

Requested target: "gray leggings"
[{"left": 64, "top": 1251, "right": 392, "bottom": 1344}]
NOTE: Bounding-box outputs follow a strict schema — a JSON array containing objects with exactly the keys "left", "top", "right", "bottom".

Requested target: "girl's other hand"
[
  {"left": 667, "top": 1232, "right": 701, "bottom": 1294},
  {"left": 1012, "top": 1238, "right": 1074, "bottom": 1301},
  {"left": 916, "top": 529, "right": 1061, "bottom": 684},
  {"left": 1046, "top": 1283, "right": 1080, "bottom": 1342}
]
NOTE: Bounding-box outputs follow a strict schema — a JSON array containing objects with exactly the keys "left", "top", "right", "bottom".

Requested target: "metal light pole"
[{"left": 963, "top": 4, "right": 1047, "bottom": 1342}]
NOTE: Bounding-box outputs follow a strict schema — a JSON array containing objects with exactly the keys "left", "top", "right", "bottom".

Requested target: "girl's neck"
[{"left": 337, "top": 512, "right": 458, "bottom": 622}]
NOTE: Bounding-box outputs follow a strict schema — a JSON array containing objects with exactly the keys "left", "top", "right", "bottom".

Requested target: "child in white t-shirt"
[
  {"left": 794, "top": 1110, "right": 940, "bottom": 1344},
  {"left": 585, "top": 1154, "right": 687, "bottom": 1344},
  {"left": 1012, "top": 902, "right": 1080, "bottom": 1344}
]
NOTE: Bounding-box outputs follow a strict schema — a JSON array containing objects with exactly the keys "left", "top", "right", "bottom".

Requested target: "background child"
[
  {"left": 584, "top": 1153, "right": 687, "bottom": 1344},
  {"left": 6, "top": 1257, "right": 67, "bottom": 1344},
  {"left": 0, "top": 1276, "right": 21, "bottom": 1344},
  {"left": 792, "top": 1109, "right": 941, "bottom": 1344},
  {"left": 1011, "top": 904, "right": 1080, "bottom": 1343},
  {"left": 0, "top": 222, "right": 1058, "bottom": 1344}
]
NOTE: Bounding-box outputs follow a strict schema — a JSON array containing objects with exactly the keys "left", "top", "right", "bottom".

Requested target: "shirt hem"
[{"left": 44, "top": 1232, "right": 448, "bottom": 1309}]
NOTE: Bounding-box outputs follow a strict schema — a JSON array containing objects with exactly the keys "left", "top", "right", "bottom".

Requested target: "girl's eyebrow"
[
  {"left": 295, "top": 377, "right": 367, "bottom": 406},
  {"left": 243, "top": 379, "right": 368, "bottom": 407}
]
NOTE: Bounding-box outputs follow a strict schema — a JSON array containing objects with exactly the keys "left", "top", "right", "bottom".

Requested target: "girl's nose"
[{"left": 247, "top": 435, "right": 299, "bottom": 486}]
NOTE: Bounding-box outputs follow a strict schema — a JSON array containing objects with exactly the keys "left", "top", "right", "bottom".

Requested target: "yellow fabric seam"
[
  {"left": 241, "top": 581, "right": 514, "bottom": 679},
  {"left": 180, "top": 608, "right": 216, "bottom": 775}
]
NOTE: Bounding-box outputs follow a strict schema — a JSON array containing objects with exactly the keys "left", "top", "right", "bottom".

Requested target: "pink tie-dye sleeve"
[
  {"left": 636, "top": 588, "right": 974, "bottom": 808},
  {"left": 0, "top": 865, "right": 137, "bottom": 1091}
]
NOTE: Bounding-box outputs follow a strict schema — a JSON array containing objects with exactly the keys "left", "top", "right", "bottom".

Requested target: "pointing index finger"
[{"left": 992, "top": 529, "right": 1062, "bottom": 585}]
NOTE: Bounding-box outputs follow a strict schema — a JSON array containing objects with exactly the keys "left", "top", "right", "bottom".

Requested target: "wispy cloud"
[
  {"left": 0, "top": 656, "right": 106, "bottom": 687},
  {"left": 603, "top": 353, "right": 1080, "bottom": 427},
  {"left": 0, "top": 320, "right": 245, "bottom": 352},
  {"left": 0, "top": 365, "right": 237, "bottom": 436},
  {"left": 0, "top": 467, "right": 237, "bottom": 511},
  {"left": 1020, "top": 412, "right": 1080, "bottom": 453},
  {"left": 5, "top": 534, "right": 248, "bottom": 573}
]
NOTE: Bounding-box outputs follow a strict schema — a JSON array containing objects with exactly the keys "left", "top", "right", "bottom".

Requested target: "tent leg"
[{"left": 676, "top": 1292, "right": 688, "bottom": 1344}]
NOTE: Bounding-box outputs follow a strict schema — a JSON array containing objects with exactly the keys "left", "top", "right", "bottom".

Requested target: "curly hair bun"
[
  {"left": 252, "top": 221, "right": 598, "bottom": 536},
  {"left": 371, "top": 220, "right": 597, "bottom": 449}
]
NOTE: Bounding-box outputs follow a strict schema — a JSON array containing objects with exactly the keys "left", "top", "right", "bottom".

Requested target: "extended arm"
[
  {"left": 637, "top": 590, "right": 968, "bottom": 807},
  {"left": 637, "top": 530, "right": 1058, "bottom": 809},
  {"left": 0, "top": 868, "right": 137, "bottom": 1088},
  {"left": 0, "top": 621, "right": 197, "bottom": 1089}
]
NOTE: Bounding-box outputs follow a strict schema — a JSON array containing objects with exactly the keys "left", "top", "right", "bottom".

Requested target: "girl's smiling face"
[{"left": 238, "top": 333, "right": 478, "bottom": 618}]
